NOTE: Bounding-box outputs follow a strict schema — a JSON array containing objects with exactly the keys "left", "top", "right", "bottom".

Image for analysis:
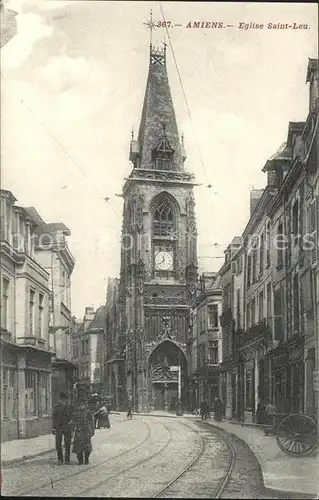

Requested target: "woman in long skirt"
[
  {"left": 72, "top": 393, "right": 94, "bottom": 465},
  {"left": 98, "top": 403, "right": 110, "bottom": 429}
]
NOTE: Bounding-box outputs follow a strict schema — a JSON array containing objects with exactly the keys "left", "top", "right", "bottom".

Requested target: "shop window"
[
  {"left": 39, "top": 372, "right": 50, "bottom": 415},
  {"left": 2, "top": 367, "right": 16, "bottom": 419},
  {"left": 25, "top": 370, "right": 38, "bottom": 417}
]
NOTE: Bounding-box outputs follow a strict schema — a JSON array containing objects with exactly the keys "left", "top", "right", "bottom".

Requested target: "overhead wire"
[
  {"left": 6, "top": 88, "right": 122, "bottom": 220},
  {"left": 158, "top": 2, "right": 210, "bottom": 187},
  {"left": 158, "top": 3, "right": 221, "bottom": 268}
]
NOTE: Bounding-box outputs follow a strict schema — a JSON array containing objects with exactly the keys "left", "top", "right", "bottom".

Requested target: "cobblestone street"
[{"left": 1, "top": 415, "right": 288, "bottom": 498}]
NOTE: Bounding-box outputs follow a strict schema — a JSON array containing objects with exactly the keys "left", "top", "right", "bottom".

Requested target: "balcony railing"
[
  {"left": 238, "top": 318, "right": 272, "bottom": 348},
  {"left": 17, "top": 336, "right": 46, "bottom": 349}
]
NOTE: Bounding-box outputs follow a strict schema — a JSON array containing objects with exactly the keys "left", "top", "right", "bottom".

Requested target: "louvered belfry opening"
[{"left": 152, "top": 194, "right": 175, "bottom": 237}]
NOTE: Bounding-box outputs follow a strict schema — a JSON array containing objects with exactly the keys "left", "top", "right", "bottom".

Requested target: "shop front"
[
  {"left": 1, "top": 340, "right": 53, "bottom": 442},
  {"left": 271, "top": 337, "right": 304, "bottom": 413}
]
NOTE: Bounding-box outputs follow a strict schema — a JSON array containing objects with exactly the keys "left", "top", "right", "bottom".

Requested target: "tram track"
[
  {"left": 7, "top": 417, "right": 277, "bottom": 498},
  {"left": 79, "top": 421, "right": 174, "bottom": 496},
  {"left": 19, "top": 418, "right": 152, "bottom": 496},
  {"left": 153, "top": 420, "right": 236, "bottom": 498}
]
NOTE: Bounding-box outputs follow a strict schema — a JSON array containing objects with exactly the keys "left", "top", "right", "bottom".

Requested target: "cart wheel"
[{"left": 276, "top": 414, "right": 317, "bottom": 457}]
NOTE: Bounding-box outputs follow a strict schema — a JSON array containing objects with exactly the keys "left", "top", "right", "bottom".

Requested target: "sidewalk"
[
  {"left": 1, "top": 433, "right": 56, "bottom": 466},
  {"left": 204, "top": 419, "right": 319, "bottom": 498}
]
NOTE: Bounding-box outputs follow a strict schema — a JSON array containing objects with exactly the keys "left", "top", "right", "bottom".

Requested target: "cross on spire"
[{"left": 143, "top": 9, "right": 156, "bottom": 48}]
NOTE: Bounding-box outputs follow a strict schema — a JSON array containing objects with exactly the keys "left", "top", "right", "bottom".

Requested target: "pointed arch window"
[
  {"left": 152, "top": 196, "right": 175, "bottom": 237},
  {"left": 152, "top": 134, "right": 174, "bottom": 170}
]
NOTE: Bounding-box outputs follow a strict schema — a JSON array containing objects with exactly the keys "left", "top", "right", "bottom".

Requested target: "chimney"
[
  {"left": 250, "top": 189, "right": 264, "bottom": 216},
  {"left": 306, "top": 58, "right": 318, "bottom": 112},
  {"left": 84, "top": 307, "right": 95, "bottom": 331}
]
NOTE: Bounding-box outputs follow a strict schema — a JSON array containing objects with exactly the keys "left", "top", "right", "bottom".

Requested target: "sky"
[{"left": 1, "top": 1, "right": 318, "bottom": 318}]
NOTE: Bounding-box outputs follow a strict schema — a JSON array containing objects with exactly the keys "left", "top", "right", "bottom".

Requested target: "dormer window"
[{"left": 152, "top": 132, "right": 174, "bottom": 170}]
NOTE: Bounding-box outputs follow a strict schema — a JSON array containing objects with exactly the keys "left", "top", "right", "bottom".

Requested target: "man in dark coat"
[
  {"left": 72, "top": 390, "right": 94, "bottom": 465},
  {"left": 52, "top": 391, "right": 74, "bottom": 465}
]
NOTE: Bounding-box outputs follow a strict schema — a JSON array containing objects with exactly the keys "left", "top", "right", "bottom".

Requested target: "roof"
[
  {"left": 88, "top": 306, "right": 106, "bottom": 330},
  {"left": 262, "top": 142, "right": 292, "bottom": 171},
  {"left": 0, "top": 189, "right": 17, "bottom": 203},
  {"left": 24, "top": 207, "right": 46, "bottom": 227},
  {"left": 45, "top": 223, "right": 71, "bottom": 236},
  {"left": 137, "top": 45, "right": 183, "bottom": 171},
  {"left": 24, "top": 208, "right": 71, "bottom": 237},
  {"left": 287, "top": 121, "right": 306, "bottom": 146},
  {"left": 306, "top": 58, "right": 318, "bottom": 83}
]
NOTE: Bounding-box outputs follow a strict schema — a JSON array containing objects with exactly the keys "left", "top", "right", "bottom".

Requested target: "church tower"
[{"left": 119, "top": 43, "right": 198, "bottom": 412}]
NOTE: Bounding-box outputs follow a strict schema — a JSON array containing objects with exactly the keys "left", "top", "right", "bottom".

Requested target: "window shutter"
[
  {"left": 301, "top": 271, "right": 313, "bottom": 313},
  {"left": 307, "top": 198, "right": 318, "bottom": 266}
]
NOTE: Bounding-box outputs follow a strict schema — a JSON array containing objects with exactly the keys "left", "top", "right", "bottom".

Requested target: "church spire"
[{"left": 129, "top": 30, "right": 184, "bottom": 172}]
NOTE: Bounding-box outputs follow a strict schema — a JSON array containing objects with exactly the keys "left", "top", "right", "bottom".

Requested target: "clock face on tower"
[{"left": 155, "top": 250, "right": 174, "bottom": 271}]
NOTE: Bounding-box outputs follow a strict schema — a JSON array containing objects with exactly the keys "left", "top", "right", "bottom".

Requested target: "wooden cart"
[
  {"left": 265, "top": 412, "right": 318, "bottom": 456},
  {"left": 275, "top": 413, "right": 317, "bottom": 456}
]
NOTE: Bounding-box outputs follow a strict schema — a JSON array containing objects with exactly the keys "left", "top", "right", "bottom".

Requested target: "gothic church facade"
[{"left": 119, "top": 45, "right": 198, "bottom": 411}]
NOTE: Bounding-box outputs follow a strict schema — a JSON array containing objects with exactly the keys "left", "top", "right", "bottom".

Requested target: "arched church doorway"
[{"left": 148, "top": 340, "right": 187, "bottom": 411}]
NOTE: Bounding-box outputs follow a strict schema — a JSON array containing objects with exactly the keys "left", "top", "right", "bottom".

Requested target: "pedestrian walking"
[
  {"left": 98, "top": 402, "right": 110, "bottom": 429},
  {"left": 72, "top": 390, "right": 94, "bottom": 465},
  {"left": 127, "top": 399, "right": 133, "bottom": 419},
  {"left": 200, "top": 400, "right": 207, "bottom": 421},
  {"left": 94, "top": 401, "right": 100, "bottom": 429},
  {"left": 213, "top": 397, "right": 223, "bottom": 422},
  {"left": 256, "top": 400, "right": 266, "bottom": 424},
  {"left": 52, "top": 391, "right": 74, "bottom": 465},
  {"left": 264, "top": 399, "right": 277, "bottom": 434}
]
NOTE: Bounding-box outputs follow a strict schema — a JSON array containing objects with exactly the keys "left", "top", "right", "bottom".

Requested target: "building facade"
[
  {"left": 1, "top": 190, "right": 52, "bottom": 441},
  {"left": 188, "top": 272, "right": 222, "bottom": 412},
  {"left": 218, "top": 57, "right": 318, "bottom": 424},
  {"left": 72, "top": 306, "right": 107, "bottom": 398},
  {"left": 104, "top": 277, "right": 126, "bottom": 411},
  {"left": 219, "top": 237, "right": 243, "bottom": 420},
  {"left": 118, "top": 44, "right": 198, "bottom": 412},
  {"left": 26, "top": 208, "right": 76, "bottom": 406}
]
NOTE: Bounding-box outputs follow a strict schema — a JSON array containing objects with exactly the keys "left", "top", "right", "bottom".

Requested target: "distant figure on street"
[
  {"left": 72, "top": 390, "right": 94, "bottom": 465},
  {"left": 127, "top": 399, "right": 133, "bottom": 419},
  {"left": 265, "top": 400, "right": 277, "bottom": 417},
  {"left": 98, "top": 402, "right": 110, "bottom": 429},
  {"left": 200, "top": 400, "right": 208, "bottom": 421},
  {"left": 213, "top": 397, "right": 223, "bottom": 422},
  {"left": 52, "top": 391, "right": 74, "bottom": 465},
  {"left": 94, "top": 402, "right": 100, "bottom": 429},
  {"left": 264, "top": 399, "right": 277, "bottom": 434},
  {"left": 256, "top": 400, "right": 266, "bottom": 424}
]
